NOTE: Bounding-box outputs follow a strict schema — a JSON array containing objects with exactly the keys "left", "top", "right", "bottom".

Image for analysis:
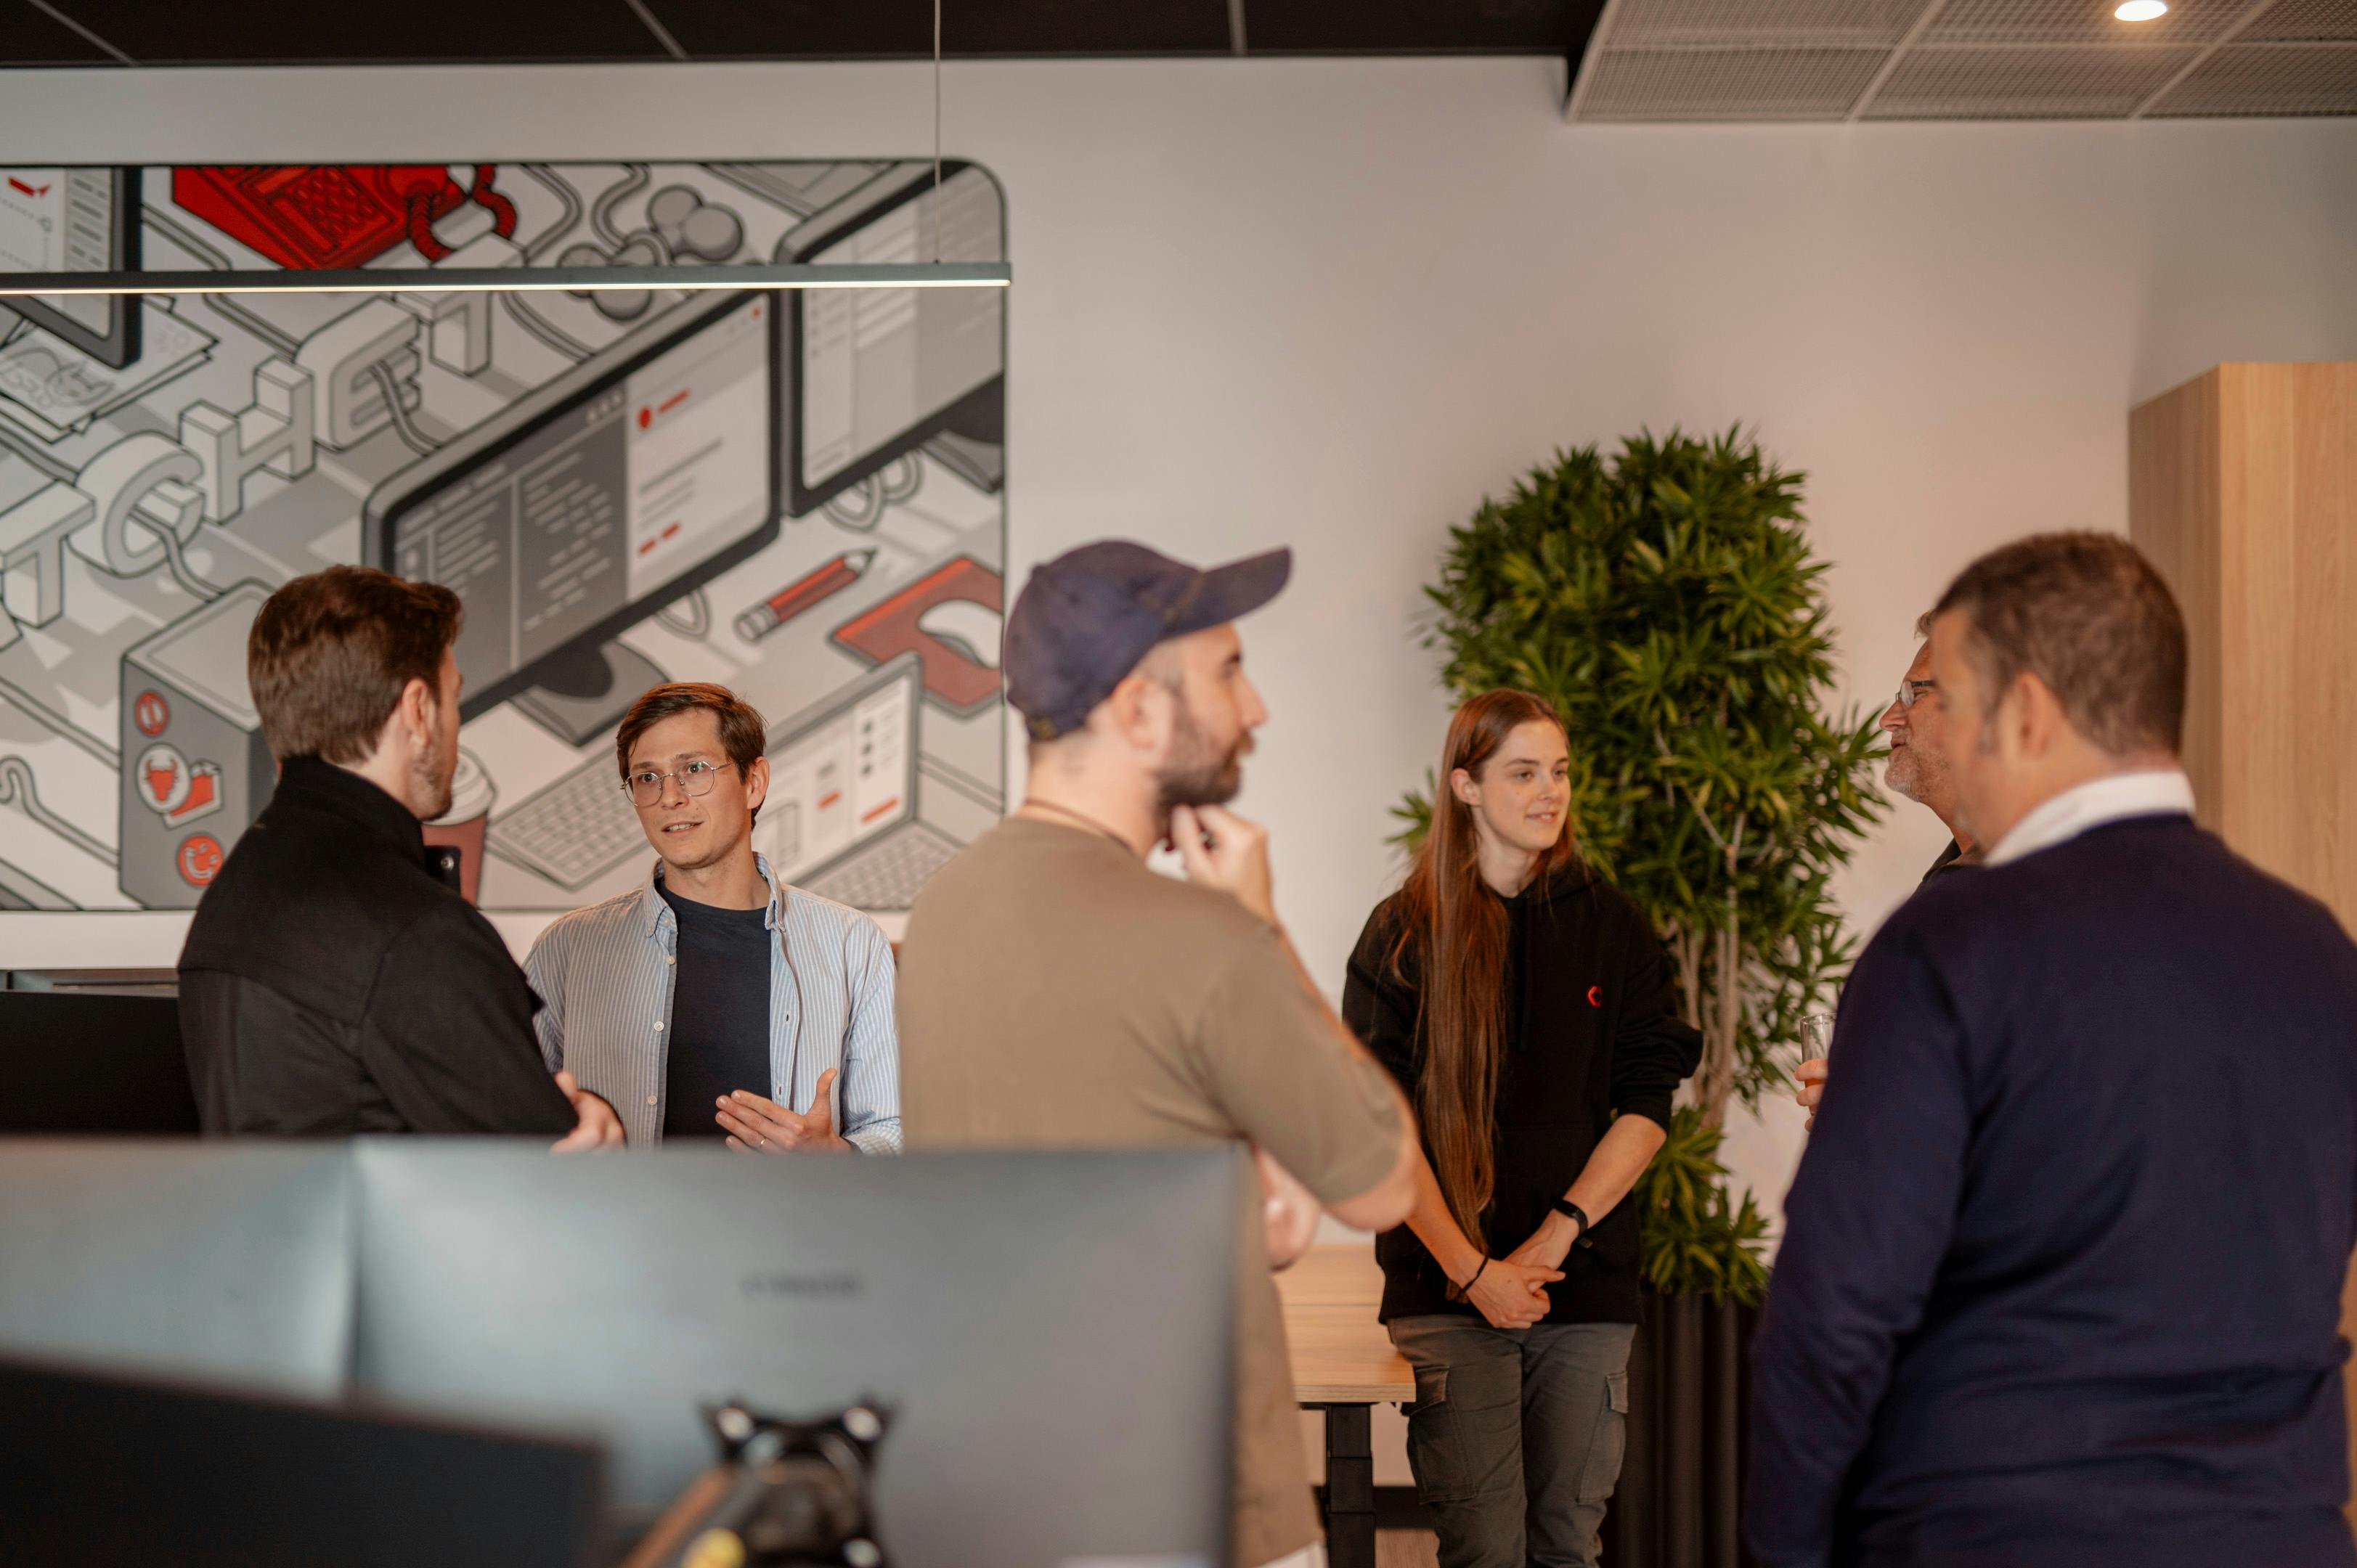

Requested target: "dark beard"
[
  {"left": 1152, "top": 700, "right": 1248, "bottom": 817},
  {"left": 414, "top": 740, "right": 456, "bottom": 821}
]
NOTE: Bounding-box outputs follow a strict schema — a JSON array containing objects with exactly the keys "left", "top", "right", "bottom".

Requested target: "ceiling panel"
[
  {"left": 1602, "top": 0, "right": 1932, "bottom": 48},
  {"left": 1924, "top": 0, "right": 2258, "bottom": 45},
  {"left": 2239, "top": 0, "right": 2357, "bottom": 41},
  {"left": 644, "top": 0, "right": 1232, "bottom": 57},
  {"left": 637, "top": 0, "right": 927, "bottom": 57},
  {"left": 1572, "top": 0, "right": 2357, "bottom": 119},
  {"left": 1, "top": 0, "right": 116, "bottom": 65},
  {"left": 36, "top": 0, "right": 671, "bottom": 64},
  {"left": 1244, "top": 0, "right": 1591, "bottom": 53},
  {"left": 1581, "top": 45, "right": 1891, "bottom": 118},
  {"left": 1862, "top": 41, "right": 2200, "bottom": 115},
  {"left": 2146, "top": 37, "right": 2357, "bottom": 109}
]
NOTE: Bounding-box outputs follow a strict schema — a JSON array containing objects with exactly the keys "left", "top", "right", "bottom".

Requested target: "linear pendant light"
[{"left": 0, "top": 263, "right": 1009, "bottom": 297}]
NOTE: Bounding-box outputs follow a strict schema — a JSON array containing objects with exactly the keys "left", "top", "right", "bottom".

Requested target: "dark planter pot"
[{"left": 1600, "top": 1288, "right": 1760, "bottom": 1568}]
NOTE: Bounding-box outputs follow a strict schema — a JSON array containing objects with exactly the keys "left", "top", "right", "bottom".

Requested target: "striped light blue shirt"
[{"left": 524, "top": 854, "right": 902, "bottom": 1152}]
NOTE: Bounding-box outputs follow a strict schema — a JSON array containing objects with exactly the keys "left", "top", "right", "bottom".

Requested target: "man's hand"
[
  {"left": 1796, "top": 1057, "right": 1828, "bottom": 1130},
  {"left": 1465, "top": 1257, "right": 1560, "bottom": 1331},
  {"left": 717, "top": 1067, "right": 850, "bottom": 1153},
  {"left": 1171, "top": 804, "right": 1276, "bottom": 925},
  {"left": 1256, "top": 1146, "right": 1320, "bottom": 1271},
  {"left": 549, "top": 1070, "right": 624, "bottom": 1153}
]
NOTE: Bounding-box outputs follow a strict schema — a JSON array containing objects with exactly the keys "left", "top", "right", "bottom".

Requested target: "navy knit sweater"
[{"left": 1749, "top": 814, "right": 2357, "bottom": 1568}]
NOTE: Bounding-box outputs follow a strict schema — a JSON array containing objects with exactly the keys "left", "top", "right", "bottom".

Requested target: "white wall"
[{"left": 2, "top": 59, "right": 2353, "bottom": 1228}]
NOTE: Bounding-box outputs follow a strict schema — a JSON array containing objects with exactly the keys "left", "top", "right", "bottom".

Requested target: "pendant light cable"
[{"left": 933, "top": 0, "right": 944, "bottom": 263}]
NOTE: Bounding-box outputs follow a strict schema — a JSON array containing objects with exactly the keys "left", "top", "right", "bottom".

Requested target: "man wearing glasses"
[
  {"left": 1881, "top": 611, "right": 1984, "bottom": 886},
  {"left": 525, "top": 682, "right": 901, "bottom": 1152},
  {"left": 1795, "top": 615, "right": 1983, "bottom": 1127}
]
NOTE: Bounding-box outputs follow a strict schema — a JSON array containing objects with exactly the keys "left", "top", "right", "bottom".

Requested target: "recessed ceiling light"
[{"left": 2115, "top": 1, "right": 2168, "bottom": 20}]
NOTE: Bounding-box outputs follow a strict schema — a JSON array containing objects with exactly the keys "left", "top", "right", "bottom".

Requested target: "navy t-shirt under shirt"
[{"left": 656, "top": 878, "right": 773, "bottom": 1141}]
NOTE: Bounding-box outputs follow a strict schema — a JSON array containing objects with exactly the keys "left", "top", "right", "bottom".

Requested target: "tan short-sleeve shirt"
[{"left": 896, "top": 815, "right": 1402, "bottom": 1567}]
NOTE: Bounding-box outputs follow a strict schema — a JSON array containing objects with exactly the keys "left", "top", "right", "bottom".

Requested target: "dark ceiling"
[{"left": 4, "top": 0, "right": 1611, "bottom": 68}]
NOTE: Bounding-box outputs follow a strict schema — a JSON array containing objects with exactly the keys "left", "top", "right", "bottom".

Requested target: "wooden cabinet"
[
  {"left": 2131, "top": 361, "right": 2357, "bottom": 1527},
  {"left": 2133, "top": 363, "right": 2357, "bottom": 918}
]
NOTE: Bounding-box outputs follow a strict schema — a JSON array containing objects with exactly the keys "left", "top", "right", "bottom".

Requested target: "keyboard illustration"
[
  {"left": 803, "top": 822, "right": 961, "bottom": 911},
  {"left": 487, "top": 758, "right": 646, "bottom": 890}
]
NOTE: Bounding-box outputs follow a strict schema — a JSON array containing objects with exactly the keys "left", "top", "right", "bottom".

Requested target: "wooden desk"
[{"left": 1279, "top": 1245, "right": 1414, "bottom": 1568}]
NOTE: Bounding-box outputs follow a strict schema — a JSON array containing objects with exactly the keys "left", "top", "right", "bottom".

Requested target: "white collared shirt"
[{"left": 1983, "top": 769, "right": 2198, "bottom": 867}]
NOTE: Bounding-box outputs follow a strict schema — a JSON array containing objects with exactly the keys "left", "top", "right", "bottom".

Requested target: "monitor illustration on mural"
[{"left": 0, "top": 160, "right": 1006, "bottom": 914}]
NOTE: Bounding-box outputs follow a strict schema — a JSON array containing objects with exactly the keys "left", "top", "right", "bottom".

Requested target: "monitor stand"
[{"left": 511, "top": 640, "right": 667, "bottom": 748}]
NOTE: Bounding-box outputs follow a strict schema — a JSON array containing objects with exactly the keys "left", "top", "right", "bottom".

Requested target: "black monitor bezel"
[
  {"left": 782, "top": 158, "right": 1006, "bottom": 520},
  {"left": 370, "top": 288, "right": 782, "bottom": 723},
  {"left": 0, "top": 166, "right": 142, "bottom": 370}
]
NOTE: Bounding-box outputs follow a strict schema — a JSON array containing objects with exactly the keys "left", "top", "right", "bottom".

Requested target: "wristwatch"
[{"left": 1551, "top": 1199, "right": 1595, "bottom": 1249}]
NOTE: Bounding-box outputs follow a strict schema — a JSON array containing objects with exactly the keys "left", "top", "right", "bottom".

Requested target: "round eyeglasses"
[
  {"left": 1894, "top": 679, "right": 1938, "bottom": 711},
  {"left": 624, "top": 759, "right": 725, "bottom": 807}
]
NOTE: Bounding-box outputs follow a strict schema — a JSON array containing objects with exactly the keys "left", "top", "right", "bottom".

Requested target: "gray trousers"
[{"left": 1388, "top": 1315, "right": 1637, "bottom": 1568}]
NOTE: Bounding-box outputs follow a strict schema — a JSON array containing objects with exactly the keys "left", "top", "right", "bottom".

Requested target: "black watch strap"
[{"left": 1552, "top": 1199, "right": 1595, "bottom": 1248}]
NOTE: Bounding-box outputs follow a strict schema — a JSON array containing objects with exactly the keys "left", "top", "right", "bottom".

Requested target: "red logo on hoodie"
[{"left": 1587, "top": 985, "right": 1603, "bottom": 1008}]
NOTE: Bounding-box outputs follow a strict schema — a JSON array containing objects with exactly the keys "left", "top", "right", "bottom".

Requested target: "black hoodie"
[{"left": 1342, "top": 860, "right": 1702, "bottom": 1325}]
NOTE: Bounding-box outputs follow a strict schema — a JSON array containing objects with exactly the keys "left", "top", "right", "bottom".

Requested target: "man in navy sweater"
[{"left": 1749, "top": 533, "right": 2357, "bottom": 1568}]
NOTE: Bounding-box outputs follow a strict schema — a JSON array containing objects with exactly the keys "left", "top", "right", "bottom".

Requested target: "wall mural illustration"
[{"left": 0, "top": 160, "right": 1008, "bottom": 915}]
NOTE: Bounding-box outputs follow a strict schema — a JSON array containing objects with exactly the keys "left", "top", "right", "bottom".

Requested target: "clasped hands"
[{"left": 1460, "top": 1211, "right": 1581, "bottom": 1330}]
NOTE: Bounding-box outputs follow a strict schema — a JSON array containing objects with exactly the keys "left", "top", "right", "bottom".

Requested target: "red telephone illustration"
[{"left": 173, "top": 164, "right": 516, "bottom": 270}]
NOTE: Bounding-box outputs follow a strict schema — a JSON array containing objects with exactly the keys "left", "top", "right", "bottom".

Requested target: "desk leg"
[{"left": 1312, "top": 1402, "right": 1375, "bottom": 1568}]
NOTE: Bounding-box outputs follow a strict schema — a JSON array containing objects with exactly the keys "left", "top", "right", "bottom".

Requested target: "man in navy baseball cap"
[
  {"left": 897, "top": 535, "right": 1420, "bottom": 1568},
  {"left": 1000, "top": 539, "right": 1292, "bottom": 826},
  {"left": 1002, "top": 539, "right": 1293, "bottom": 743}
]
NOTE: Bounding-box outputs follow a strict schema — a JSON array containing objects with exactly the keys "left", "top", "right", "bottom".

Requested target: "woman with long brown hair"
[{"left": 1343, "top": 689, "right": 1700, "bottom": 1568}]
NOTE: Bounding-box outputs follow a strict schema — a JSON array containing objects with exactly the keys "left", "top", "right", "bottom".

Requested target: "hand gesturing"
[{"left": 717, "top": 1067, "right": 847, "bottom": 1153}]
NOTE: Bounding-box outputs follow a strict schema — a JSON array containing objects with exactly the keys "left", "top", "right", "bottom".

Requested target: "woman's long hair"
[{"left": 1391, "top": 689, "right": 1578, "bottom": 1244}]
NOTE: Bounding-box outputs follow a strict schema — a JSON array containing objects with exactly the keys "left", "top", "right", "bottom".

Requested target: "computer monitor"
[
  {"left": 351, "top": 1143, "right": 1238, "bottom": 1567},
  {"left": 754, "top": 652, "right": 962, "bottom": 911},
  {"left": 783, "top": 162, "right": 1004, "bottom": 518},
  {"left": 0, "top": 989, "right": 198, "bottom": 1135},
  {"left": 0, "top": 1142, "right": 353, "bottom": 1400},
  {"left": 0, "top": 1355, "right": 606, "bottom": 1568},
  {"left": 364, "top": 289, "right": 778, "bottom": 744},
  {"left": 0, "top": 166, "right": 141, "bottom": 368}
]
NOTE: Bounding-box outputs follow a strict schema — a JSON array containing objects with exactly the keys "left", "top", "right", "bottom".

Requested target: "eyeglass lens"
[{"left": 627, "top": 765, "right": 718, "bottom": 806}]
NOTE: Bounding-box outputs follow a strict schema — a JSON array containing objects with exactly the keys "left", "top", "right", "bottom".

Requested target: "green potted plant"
[{"left": 1396, "top": 428, "right": 1886, "bottom": 1565}]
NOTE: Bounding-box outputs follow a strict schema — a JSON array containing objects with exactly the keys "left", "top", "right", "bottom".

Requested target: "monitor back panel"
[
  {"left": 0, "top": 1140, "right": 354, "bottom": 1398},
  {"left": 351, "top": 1143, "right": 1237, "bottom": 1568}
]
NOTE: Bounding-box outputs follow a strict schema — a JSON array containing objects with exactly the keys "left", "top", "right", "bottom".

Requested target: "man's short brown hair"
[
  {"left": 1931, "top": 531, "right": 2186, "bottom": 756},
  {"left": 614, "top": 683, "right": 768, "bottom": 814},
  {"left": 248, "top": 566, "right": 463, "bottom": 764}
]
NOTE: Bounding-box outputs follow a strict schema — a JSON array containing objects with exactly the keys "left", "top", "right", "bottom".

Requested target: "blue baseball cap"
[{"left": 1003, "top": 540, "right": 1293, "bottom": 740}]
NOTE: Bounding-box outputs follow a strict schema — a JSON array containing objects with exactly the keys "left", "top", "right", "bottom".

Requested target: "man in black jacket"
[
  {"left": 179, "top": 566, "right": 621, "bottom": 1146},
  {"left": 1749, "top": 534, "right": 2357, "bottom": 1568}
]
